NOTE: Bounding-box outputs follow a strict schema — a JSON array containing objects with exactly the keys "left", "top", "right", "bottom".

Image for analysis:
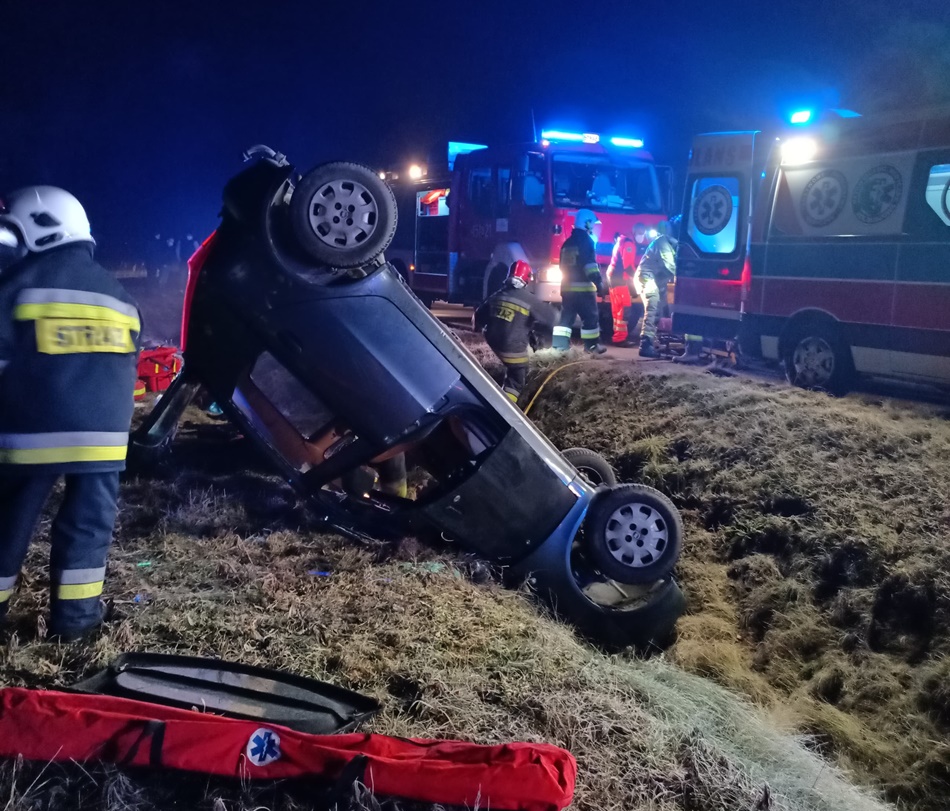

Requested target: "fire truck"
[
  {"left": 672, "top": 107, "right": 950, "bottom": 393},
  {"left": 385, "top": 133, "right": 672, "bottom": 314}
]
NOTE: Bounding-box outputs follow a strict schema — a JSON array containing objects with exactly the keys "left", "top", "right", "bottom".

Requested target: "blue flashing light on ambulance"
[{"left": 384, "top": 131, "right": 673, "bottom": 311}]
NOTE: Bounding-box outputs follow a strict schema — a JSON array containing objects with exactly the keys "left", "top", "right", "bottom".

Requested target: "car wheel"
[
  {"left": 783, "top": 322, "right": 853, "bottom": 394},
  {"left": 289, "top": 162, "right": 397, "bottom": 269},
  {"left": 585, "top": 484, "right": 682, "bottom": 585},
  {"left": 562, "top": 447, "right": 617, "bottom": 487}
]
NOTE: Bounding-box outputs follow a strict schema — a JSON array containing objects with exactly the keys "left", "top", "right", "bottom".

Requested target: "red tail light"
[
  {"left": 740, "top": 255, "right": 752, "bottom": 305},
  {"left": 180, "top": 231, "right": 218, "bottom": 351}
]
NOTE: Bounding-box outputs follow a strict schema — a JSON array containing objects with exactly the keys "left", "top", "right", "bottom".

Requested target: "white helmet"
[
  {"left": 0, "top": 186, "right": 94, "bottom": 253},
  {"left": 574, "top": 208, "right": 600, "bottom": 232}
]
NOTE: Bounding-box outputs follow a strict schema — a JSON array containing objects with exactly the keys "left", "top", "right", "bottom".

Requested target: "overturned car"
[{"left": 132, "top": 146, "right": 686, "bottom": 648}]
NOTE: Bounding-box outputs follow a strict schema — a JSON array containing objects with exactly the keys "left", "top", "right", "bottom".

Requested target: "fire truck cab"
[{"left": 389, "top": 134, "right": 672, "bottom": 310}]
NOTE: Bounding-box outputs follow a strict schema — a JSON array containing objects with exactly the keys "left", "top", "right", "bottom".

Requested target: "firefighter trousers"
[
  {"left": 635, "top": 276, "right": 668, "bottom": 342},
  {"left": 553, "top": 291, "right": 600, "bottom": 351},
  {"left": 497, "top": 352, "right": 529, "bottom": 403},
  {"left": 0, "top": 471, "right": 119, "bottom": 634}
]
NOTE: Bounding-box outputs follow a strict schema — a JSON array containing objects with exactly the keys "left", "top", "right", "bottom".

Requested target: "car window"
[
  {"left": 522, "top": 153, "right": 546, "bottom": 207},
  {"left": 924, "top": 163, "right": 950, "bottom": 229},
  {"left": 496, "top": 167, "right": 511, "bottom": 218},
  {"left": 248, "top": 352, "right": 333, "bottom": 437},
  {"left": 770, "top": 153, "right": 914, "bottom": 239},
  {"left": 467, "top": 166, "right": 493, "bottom": 218},
  {"left": 687, "top": 176, "right": 739, "bottom": 254}
]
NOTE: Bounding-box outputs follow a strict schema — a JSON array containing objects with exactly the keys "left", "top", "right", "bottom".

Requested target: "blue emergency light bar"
[
  {"left": 541, "top": 130, "right": 645, "bottom": 148},
  {"left": 609, "top": 136, "right": 644, "bottom": 148},
  {"left": 790, "top": 110, "right": 813, "bottom": 125},
  {"left": 541, "top": 130, "right": 597, "bottom": 143}
]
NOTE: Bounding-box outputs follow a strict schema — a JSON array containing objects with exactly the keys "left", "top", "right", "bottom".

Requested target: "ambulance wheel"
[
  {"left": 585, "top": 484, "right": 682, "bottom": 585},
  {"left": 290, "top": 162, "right": 397, "bottom": 269},
  {"left": 783, "top": 321, "right": 853, "bottom": 395},
  {"left": 562, "top": 447, "right": 617, "bottom": 487}
]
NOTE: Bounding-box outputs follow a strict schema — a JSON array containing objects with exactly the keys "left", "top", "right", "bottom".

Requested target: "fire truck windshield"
[{"left": 552, "top": 155, "right": 662, "bottom": 214}]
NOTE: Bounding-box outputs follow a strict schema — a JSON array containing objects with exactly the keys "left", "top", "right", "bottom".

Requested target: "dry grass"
[
  {"left": 0, "top": 394, "right": 894, "bottom": 811},
  {"left": 526, "top": 360, "right": 950, "bottom": 808}
]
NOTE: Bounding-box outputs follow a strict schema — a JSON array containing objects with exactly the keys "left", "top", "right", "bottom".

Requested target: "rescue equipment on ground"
[
  {"left": 73, "top": 652, "right": 380, "bottom": 735},
  {"left": 137, "top": 346, "right": 182, "bottom": 395},
  {"left": 0, "top": 687, "right": 577, "bottom": 811}
]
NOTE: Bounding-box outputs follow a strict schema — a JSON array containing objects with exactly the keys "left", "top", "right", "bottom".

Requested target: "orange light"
[{"left": 409, "top": 264, "right": 416, "bottom": 271}]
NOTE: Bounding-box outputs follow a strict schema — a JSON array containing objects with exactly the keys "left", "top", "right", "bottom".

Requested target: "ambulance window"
[
  {"left": 688, "top": 176, "right": 739, "bottom": 254},
  {"left": 522, "top": 154, "right": 546, "bottom": 207},
  {"left": 924, "top": 164, "right": 950, "bottom": 230},
  {"left": 496, "top": 167, "right": 512, "bottom": 217},
  {"left": 468, "top": 166, "right": 494, "bottom": 217}
]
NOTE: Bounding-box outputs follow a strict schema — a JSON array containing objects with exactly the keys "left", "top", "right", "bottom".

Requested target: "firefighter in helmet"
[
  {"left": 474, "top": 259, "right": 556, "bottom": 403},
  {"left": 634, "top": 217, "right": 679, "bottom": 358},
  {"left": 552, "top": 209, "right": 606, "bottom": 354},
  {"left": 0, "top": 187, "right": 141, "bottom": 642}
]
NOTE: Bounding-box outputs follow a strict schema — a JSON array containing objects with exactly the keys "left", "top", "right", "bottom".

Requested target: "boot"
[
  {"left": 639, "top": 337, "right": 659, "bottom": 358},
  {"left": 585, "top": 342, "right": 607, "bottom": 355},
  {"left": 673, "top": 340, "right": 707, "bottom": 365}
]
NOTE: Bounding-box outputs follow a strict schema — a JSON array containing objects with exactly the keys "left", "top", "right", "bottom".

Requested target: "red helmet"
[{"left": 508, "top": 259, "right": 533, "bottom": 288}]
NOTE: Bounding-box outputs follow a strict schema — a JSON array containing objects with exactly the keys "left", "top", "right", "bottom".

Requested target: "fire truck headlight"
[
  {"left": 408, "top": 164, "right": 424, "bottom": 180},
  {"left": 780, "top": 137, "right": 818, "bottom": 166},
  {"left": 539, "top": 264, "right": 562, "bottom": 284}
]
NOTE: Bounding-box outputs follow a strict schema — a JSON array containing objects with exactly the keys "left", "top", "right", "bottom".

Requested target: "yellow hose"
[{"left": 522, "top": 361, "right": 590, "bottom": 416}]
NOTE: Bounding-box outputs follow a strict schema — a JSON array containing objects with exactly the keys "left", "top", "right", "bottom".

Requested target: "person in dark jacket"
[
  {"left": 552, "top": 209, "right": 606, "bottom": 354},
  {"left": 634, "top": 219, "right": 678, "bottom": 358},
  {"left": 474, "top": 260, "right": 556, "bottom": 403},
  {"left": 0, "top": 186, "right": 141, "bottom": 642}
]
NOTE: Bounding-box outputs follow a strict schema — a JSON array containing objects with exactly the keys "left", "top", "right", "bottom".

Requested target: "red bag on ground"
[
  {"left": 137, "top": 347, "right": 182, "bottom": 393},
  {"left": 0, "top": 688, "right": 576, "bottom": 811}
]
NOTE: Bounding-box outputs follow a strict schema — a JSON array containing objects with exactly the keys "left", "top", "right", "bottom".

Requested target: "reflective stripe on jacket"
[
  {"left": 478, "top": 284, "right": 556, "bottom": 355},
  {"left": 559, "top": 228, "right": 601, "bottom": 294},
  {"left": 0, "top": 244, "right": 141, "bottom": 474}
]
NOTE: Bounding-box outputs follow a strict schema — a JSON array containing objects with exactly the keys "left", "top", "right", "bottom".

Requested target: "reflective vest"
[
  {"left": 475, "top": 284, "right": 556, "bottom": 356},
  {"left": 0, "top": 244, "right": 141, "bottom": 473},
  {"left": 558, "top": 228, "right": 601, "bottom": 294}
]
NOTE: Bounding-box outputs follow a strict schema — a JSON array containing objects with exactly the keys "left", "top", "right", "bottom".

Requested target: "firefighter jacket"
[
  {"left": 0, "top": 244, "right": 141, "bottom": 474},
  {"left": 558, "top": 228, "right": 602, "bottom": 294},
  {"left": 606, "top": 236, "right": 637, "bottom": 288},
  {"left": 636, "top": 235, "right": 678, "bottom": 283},
  {"left": 474, "top": 283, "right": 556, "bottom": 356}
]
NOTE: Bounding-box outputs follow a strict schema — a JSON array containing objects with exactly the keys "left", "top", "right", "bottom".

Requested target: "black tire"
[
  {"left": 289, "top": 162, "right": 397, "bottom": 269},
  {"left": 562, "top": 447, "right": 617, "bottom": 487},
  {"left": 782, "top": 321, "right": 854, "bottom": 395},
  {"left": 585, "top": 484, "right": 682, "bottom": 585}
]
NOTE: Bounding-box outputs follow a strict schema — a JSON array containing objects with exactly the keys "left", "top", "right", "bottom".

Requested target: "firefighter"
[
  {"left": 473, "top": 259, "right": 556, "bottom": 402},
  {"left": 552, "top": 209, "right": 606, "bottom": 354},
  {"left": 634, "top": 219, "right": 679, "bottom": 358},
  {"left": 0, "top": 187, "right": 141, "bottom": 642}
]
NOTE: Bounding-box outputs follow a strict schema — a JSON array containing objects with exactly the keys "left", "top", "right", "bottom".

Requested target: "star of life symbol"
[
  {"left": 801, "top": 170, "right": 848, "bottom": 228},
  {"left": 693, "top": 185, "right": 733, "bottom": 235},
  {"left": 247, "top": 728, "right": 282, "bottom": 766}
]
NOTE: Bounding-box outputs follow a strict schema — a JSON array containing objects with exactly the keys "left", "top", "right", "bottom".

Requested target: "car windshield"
[{"left": 552, "top": 155, "right": 662, "bottom": 213}]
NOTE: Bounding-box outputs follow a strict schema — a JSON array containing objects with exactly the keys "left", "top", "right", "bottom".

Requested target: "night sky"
[{"left": 2, "top": 0, "right": 947, "bottom": 264}]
